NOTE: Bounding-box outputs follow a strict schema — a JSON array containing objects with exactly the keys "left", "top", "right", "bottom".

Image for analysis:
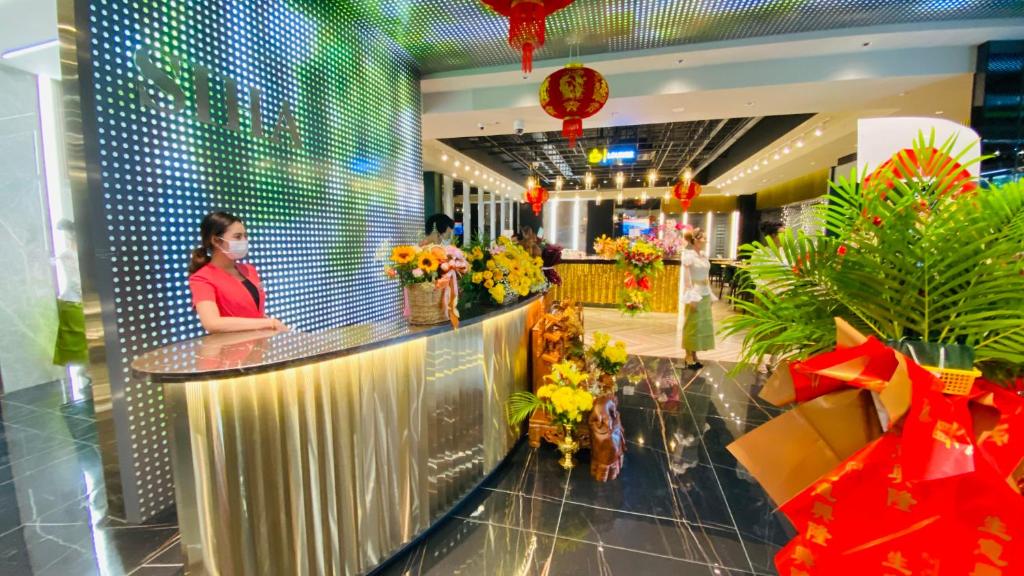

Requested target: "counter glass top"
[{"left": 131, "top": 295, "right": 542, "bottom": 380}]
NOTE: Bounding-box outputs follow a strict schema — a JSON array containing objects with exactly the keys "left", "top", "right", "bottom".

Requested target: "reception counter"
[
  {"left": 131, "top": 296, "right": 544, "bottom": 576},
  {"left": 548, "top": 259, "right": 681, "bottom": 313}
]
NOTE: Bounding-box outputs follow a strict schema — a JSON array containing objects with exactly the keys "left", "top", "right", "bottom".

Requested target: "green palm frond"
[
  {"left": 506, "top": 391, "right": 544, "bottom": 427},
  {"left": 724, "top": 131, "right": 1024, "bottom": 377}
]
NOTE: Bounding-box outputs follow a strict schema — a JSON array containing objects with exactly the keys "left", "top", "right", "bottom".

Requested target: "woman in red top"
[{"left": 188, "top": 212, "right": 287, "bottom": 333}]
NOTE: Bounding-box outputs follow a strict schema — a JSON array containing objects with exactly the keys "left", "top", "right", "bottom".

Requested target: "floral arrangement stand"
[
  {"left": 522, "top": 315, "right": 628, "bottom": 482},
  {"left": 593, "top": 235, "right": 665, "bottom": 315},
  {"left": 529, "top": 300, "right": 584, "bottom": 391}
]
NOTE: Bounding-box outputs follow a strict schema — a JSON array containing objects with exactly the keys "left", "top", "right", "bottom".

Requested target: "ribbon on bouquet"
[{"left": 436, "top": 268, "right": 460, "bottom": 329}]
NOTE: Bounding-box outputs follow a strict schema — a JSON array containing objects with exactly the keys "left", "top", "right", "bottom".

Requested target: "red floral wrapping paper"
[{"left": 767, "top": 330, "right": 1024, "bottom": 575}]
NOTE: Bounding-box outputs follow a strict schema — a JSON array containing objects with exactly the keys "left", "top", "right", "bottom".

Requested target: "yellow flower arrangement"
[
  {"left": 507, "top": 361, "right": 594, "bottom": 429},
  {"left": 463, "top": 237, "right": 549, "bottom": 306},
  {"left": 391, "top": 246, "right": 417, "bottom": 265},
  {"left": 587, "top": 331, "right": 628, "bottom": 376}
]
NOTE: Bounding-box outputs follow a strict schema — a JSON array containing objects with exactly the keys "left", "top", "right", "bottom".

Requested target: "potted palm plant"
[{"left": 723, "top": 133, "right": 1024, "bottom": 387}]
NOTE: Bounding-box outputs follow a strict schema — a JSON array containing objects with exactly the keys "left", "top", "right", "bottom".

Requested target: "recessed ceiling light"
[
  {"left": 783, "top": 146, "right": 791, "bottom": 155},
  {"left": 811, "top": 161, "right": 817, "bottom": 166},
  {"left": 773, "top": 153, "right": 780, "bottom": 160},
  {"left": 441, "top": 153, "right": 448, "bottom": 162},
  {"left": 814, "top": 127, "right": 823, "bottom": 137},
  {"left": 898, "top": 91, "right": 907, "bottom": 97},
  {"left": 761, "top": 178, "right": 767, "bottom": 183},
  {"left": 761, "top": 159, "right": 768, "bottom": 166},
  {"left": 671, "top": 106, "right": 686, "bottom": 112},
  {"left": 753, "top": 165, "right": 759, "bottom": 171},
  {"left": 796, "top": 139, "right": 805, "bottom": 148},
  {"left": 454, "top": 160, "right": 461, "bottom": 167},
  {"left": 935, "top": 110, "right": 944, "bottom": 115}
]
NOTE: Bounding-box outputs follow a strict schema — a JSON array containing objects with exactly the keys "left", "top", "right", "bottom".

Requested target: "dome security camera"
[{"left": 513, "top": 119, "right": 525, "bottom": 136}]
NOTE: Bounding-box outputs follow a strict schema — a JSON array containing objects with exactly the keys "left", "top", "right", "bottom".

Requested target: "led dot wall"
[
  {"left": 352, "top": 0, "right": 1024, "bottom": 74},
  {"left": 77, "top": 0, "right": 421, "bottom": 520}
]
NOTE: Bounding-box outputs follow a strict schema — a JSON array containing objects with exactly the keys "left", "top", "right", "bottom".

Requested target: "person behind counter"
[
  {"left": 188, "top": 211, "right": 287, "bottom": 333},
  {"left": 421, "top": 213, "right": 455, "bottom": 246}
]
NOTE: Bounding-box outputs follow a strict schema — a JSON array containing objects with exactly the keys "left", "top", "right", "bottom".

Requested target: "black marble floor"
[
  {"left": 0, "top": 357, "right": 792, "bottom": 575},
  {"left": 0, "top": 380, "right": 182, "bottom": 575},
  {"left": 377, "top": 357, "right": 795, "bottom": 576}
]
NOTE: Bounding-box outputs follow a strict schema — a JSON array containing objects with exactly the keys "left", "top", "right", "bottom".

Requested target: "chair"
[
  {"left": 719, "top": 265, "right": 736, "bottom": 300},
  {"left": 708, "top": 262, "right": 724, "bottom": 289}
]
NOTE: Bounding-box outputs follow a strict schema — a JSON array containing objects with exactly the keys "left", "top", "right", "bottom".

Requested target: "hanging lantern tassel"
[
  {"left": 562, "top": 117, "right": 583, "bottom": 148},
  {"left": 482, "top": 0, "right": 575, "bottom": 75},
  {"left": 539, "top": 63, "right": 609, "bottom": 147},
  {"left": 509, "top": 0, "right": 544, "bottom": 74}
]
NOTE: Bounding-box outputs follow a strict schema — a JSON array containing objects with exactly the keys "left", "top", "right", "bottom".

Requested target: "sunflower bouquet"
[
  {"left": 385, "top": 244, "right": 469, "bottom": 326},
  {"left": 385, "top": 244, "right": 468, "bottom": 286},
  {"left": 464, "top": 236, "right": 548, "bottom": 306}
]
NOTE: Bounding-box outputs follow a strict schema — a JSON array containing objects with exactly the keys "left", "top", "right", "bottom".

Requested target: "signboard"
[{"left": 587, "top": 145, "right": 638, "bottom": 165}]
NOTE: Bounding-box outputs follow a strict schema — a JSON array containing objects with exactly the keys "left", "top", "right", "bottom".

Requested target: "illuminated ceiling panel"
[{"left": 350, "top": 0, "right": 1024, "bottom": 74}]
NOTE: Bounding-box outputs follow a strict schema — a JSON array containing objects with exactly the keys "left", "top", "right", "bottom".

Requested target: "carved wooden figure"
[{"left": 588, "top": 394, "right": 626, "bottom": 482}]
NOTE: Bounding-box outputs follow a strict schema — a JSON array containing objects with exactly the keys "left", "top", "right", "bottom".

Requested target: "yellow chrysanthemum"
[
  {"left": 391, "top": 246, "right": 416, "bottom": 264},
  {"left": 417, "top": 253, "right": 439, "bottom": 273},
  {"left": 484, "top": 279, "right": 495, "bottom": 289},
  {"left": 603, "top": 344, "right": 628, "bottom": 365},
  {"left": 493, "top": 270, "right": 504, "bottom": 282},
  {"left": 537, "top": 384, "right": 557, "bottom": 399},
  {"left": 486, "top": 260, "right": 496, "bottom": 270},
  {"left": 472, "top": 272, "right": 483, "bottom": 284},
  {"left": 483, "top": 270, "right": 493, "bottom": 280},
  {"left": 489, "top": 284, "right": 506, "bottom": 303}
]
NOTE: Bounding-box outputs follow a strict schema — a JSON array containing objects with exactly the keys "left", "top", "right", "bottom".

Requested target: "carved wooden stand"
[{"left": 528, "top": 301, "right": 626, "bottom": 482}]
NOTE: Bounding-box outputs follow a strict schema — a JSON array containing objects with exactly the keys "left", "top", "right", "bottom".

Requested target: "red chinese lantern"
[
  {"left": 672, "top": 180, "right": 702, "bottom": 210},
  {"left": 539, "top": 63, "right": 609, "bottom": 148},
  {"left": 481, "top": 0, "right": 574, "bottom": 74},
  {"left": 525, "top": 185, "right": 549, "bottom": 215}
]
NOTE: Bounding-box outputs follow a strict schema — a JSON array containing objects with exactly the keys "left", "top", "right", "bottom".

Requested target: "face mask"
[{"left": 218, "top": 237, "right": 249, "bottom": 260}]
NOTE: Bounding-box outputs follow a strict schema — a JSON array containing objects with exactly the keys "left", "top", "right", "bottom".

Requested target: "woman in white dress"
[{"left": 681, "top": 228, "right": 715, "bottom": 369}]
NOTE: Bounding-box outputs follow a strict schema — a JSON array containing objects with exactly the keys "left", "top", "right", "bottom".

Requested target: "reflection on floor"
[
  {"left": 378, "top": 357, "right": 793, "bottom": 576},
  {"left": 0, "top": 381, "right": 182, "bottom": 576},
  {"left": 583, "top": 302, "right": 746, "bottom": 363},
  {"left": 0, "top": 308, "right": 782, "bottom": 575}
]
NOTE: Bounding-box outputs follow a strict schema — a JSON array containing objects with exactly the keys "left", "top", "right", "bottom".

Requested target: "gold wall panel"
[
  {"left": 164, "top": 299, "right": 542, "bottom": 576},
  {"left": 549, "top": 262, "right": 680, "bottom": 313}
]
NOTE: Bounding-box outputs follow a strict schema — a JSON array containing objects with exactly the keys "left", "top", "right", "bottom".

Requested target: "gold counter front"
[
  {"left": 548, "top": 262, "right": 680, "bottom": 313},
  {"left": 164, "top": 299, "right": 542, "bottom": 576}
]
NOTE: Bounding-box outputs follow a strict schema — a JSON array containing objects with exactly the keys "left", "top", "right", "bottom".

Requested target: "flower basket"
[{"left": 406, "top": 283, "right": 447, "bottom": 326}]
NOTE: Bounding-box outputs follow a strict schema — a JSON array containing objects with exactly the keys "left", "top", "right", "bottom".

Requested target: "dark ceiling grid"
[{"left": 442, "top": 118, "right": 756, "bottom": 189}]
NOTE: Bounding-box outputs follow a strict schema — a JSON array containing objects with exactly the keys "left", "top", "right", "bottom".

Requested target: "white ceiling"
[{"left": 0, "top": 0, "right": 60, "bottom": 77}]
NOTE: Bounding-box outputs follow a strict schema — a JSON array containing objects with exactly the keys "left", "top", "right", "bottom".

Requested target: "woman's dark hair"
[
  {"left": 425, "top": 213, "right": 455, "bottom": 236},
  {"left": 760, "top": 220, "right": 784, "bottom": 238},
  {"left": 189, "top": 211, "right": 241, "bottom": 275}
]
